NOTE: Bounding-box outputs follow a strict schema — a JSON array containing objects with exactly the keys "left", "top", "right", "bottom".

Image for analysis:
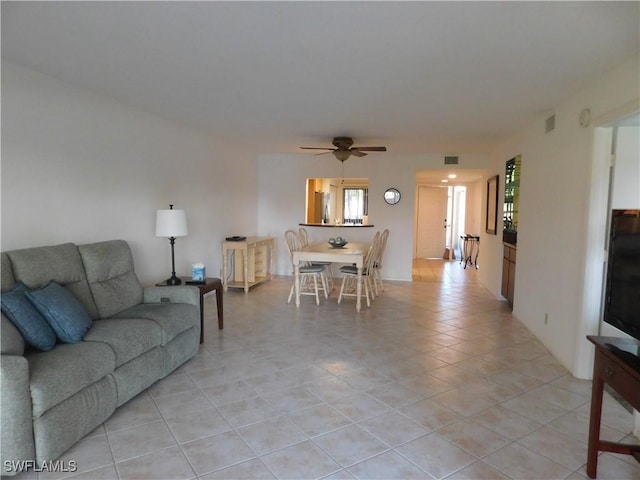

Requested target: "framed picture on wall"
[{"left": 486, "top": 175, "right": 499, "bottom": 235}]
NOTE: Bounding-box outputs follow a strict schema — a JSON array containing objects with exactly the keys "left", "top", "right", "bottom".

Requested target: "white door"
[{"left": 415, "top": 186, "right": 449, "bottom": 258}]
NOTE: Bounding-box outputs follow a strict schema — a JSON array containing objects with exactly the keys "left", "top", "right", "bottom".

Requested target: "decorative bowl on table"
[{"left": 328, "top": 237, "right": 348, "bottom": 248}]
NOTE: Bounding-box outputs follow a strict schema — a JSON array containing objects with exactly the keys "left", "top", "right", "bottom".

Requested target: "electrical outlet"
[
  {"left": 161, "top": 297, "right": 170, "bottom": 303},
  {"left": 544, "top": 313, "right": 549, "bottom": 325}
]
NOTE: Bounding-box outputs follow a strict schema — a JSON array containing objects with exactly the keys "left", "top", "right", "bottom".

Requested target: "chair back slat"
[
  {"left": 364, "top": 231, "right": 381, "bottom": 273},
  {"left": 284, "top": 230, "right": 301, "bottom": 261},
  {"left": 298, "top": 227, "right": 311, "bottom": 248},
  {"left": 377, "top": 229, "right": 389, "bottom": 268}
]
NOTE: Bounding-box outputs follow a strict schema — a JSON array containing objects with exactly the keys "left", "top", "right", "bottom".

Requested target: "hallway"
[{"left": 412, "top": 258, "right": 479, "bottom": 285}]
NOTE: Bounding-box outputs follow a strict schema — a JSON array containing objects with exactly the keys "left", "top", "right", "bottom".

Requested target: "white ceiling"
[
  {"left": 2, "top": 1, "right": 638, "bottom": 155},
  {"left": 415, "top": 169, "right": 485, "bottom": 186}
]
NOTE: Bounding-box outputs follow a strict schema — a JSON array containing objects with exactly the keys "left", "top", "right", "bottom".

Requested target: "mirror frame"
[
  {"left": 384, "top": 188, "right": 401, "bottom": 205},
  {"left": 485, "top": 175, "right": 499, "bottom": 235}
]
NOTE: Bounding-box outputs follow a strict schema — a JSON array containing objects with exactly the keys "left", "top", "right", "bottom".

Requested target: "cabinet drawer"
[{"left": 597, "top": 355, "right": 640, "bottom": 410}]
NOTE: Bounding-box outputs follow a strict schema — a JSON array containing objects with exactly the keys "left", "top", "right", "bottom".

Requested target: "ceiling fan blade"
[
  {"left": 354, "top": 146, "right": 387, "bottom": 152},
  {"left": 314, "top": 151, "right": 333, "bottom": 156},
  {"left": 300, "top": 147, "right": 335, "bottom": 151},
  {"left": 350, "top": 150, "right": 367, "bottom": 157}
]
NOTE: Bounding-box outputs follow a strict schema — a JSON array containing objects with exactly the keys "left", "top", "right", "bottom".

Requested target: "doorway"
[
  {"left": 414, "top": 184, "right": 468, "bottom": 260},
  {"left": 414, "top": 169, "right": 484, "bottom": 267},
  {"left": 415, "top": 185, "right": 448, "bottom": 258}
]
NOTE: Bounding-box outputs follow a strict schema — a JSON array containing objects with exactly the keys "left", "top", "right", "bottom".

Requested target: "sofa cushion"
[
  {"left": 26, "top": 281, "right": 93, "bottom": 344},
  {"left": 27, "top": 342, "right": 116, "bottom": 417},
  {"left": 78, "top": 240, "right": 144, "bottom": 319},
  {"left": 1, "top": 252, "right": 15, "bottom": 292},
  {"left": 84, "top": 318, "right": 162, "bottom": 366},
  {"left": 113, "top": 303, "right": 198, "bottom": 346},
  {"left": 6, "top": 243, "right": 99, "bottom": 319},
  {"left": 1, "top": 282, "right": 57, "bottom": 351},
  {"left": 33, "top": 375, "right": 117, "bottom": 466}
]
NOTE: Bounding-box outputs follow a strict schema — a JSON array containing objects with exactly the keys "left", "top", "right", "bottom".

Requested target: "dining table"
[{"left": 292, "top": 242, "right": 370, "bottom": 311}]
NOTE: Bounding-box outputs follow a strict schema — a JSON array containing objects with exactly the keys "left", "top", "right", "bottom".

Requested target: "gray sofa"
[{"left": 0, "top": 240, "right": 200, "bottom": 475}]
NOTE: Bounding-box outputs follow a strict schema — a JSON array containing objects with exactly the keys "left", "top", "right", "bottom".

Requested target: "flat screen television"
[{"left": 603, "top": 209, "right": 640, "bottom": 341}]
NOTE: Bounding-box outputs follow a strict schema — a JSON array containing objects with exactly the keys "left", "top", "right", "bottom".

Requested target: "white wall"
[
  {"left": 611, "top": 125, "right": 640, "bottom": 209},
  {"left": 257, "top": 153, "right": 490, "bottom": 280},
  {"left": 599, "top": 123, "right": 640, "bottom": 340},
  {"left": 479, "top": 55, "right": 640, "bottom": 377},
  {"left": 1, "top": 61, "right": 259, "bottom": 285}
]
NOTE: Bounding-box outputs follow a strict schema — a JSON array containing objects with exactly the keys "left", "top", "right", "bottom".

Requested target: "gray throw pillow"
[
  {"left": 1, "top": 282, "right": 57, "bottom": 351},
  {"left": 26, "top": 280, "right": 93, "bottom": 343}
]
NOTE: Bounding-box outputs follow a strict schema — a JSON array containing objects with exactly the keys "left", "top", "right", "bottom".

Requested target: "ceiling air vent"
[
  {"left": 545, "top": 114, "right": 556, "bottom": 133},
  {"left": 444, "top": 156, "right": 459, "bottom": 165}
]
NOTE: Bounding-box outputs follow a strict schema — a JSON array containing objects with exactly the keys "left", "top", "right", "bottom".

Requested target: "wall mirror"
[
  {"left": 384, "top": 188, "right": 401, "bottom": 205},
  {"left": 305, "top": 178, "right": 369, "bottom": 225},
  {"left": 486, "top": 176, "right": 499, "bottom": 234},
  {"left": 503, "top": 155, "right": 521, "bottom": 244}
]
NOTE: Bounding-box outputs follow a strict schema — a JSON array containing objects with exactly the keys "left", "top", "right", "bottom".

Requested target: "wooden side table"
[
  {"left": 586, "top": 335, "right": 640, "bottom": 478},
  {"left": 156, "top": 277, "right": 223, "bottom": 343}
]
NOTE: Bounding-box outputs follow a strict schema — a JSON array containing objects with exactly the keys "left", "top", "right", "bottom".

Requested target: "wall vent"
[
  {"left": 444, "top": 156, "right": 459, "bottom": 165},
  {"left": 545, "top": 114, "right": 556, "bottom": 133}
]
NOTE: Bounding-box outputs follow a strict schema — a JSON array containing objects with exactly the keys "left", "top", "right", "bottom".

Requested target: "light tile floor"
[{"left": 15, "top": 261, "right": 639, "bottom": 479}]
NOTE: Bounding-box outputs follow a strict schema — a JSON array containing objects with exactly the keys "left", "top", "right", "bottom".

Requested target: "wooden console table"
[
  {"left": 222, "top": 236, "right": 275, "bottom": 293},
  {"left": 586, "top": 335, "right": 640, "bottom": 478}
]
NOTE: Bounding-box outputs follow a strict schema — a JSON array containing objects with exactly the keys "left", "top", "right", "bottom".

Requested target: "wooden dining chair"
[
  {"left": 337, "top": 231, "right": 380, "bottom": 307},
  {"left": 372, "top": 229, "right": 389, "bottom": 295},
  {"left": 298, "top": 227, "right": 334, "bottom": 291},
  {"left": 284, "top": 229, "right": 328, "bottom": 305}
]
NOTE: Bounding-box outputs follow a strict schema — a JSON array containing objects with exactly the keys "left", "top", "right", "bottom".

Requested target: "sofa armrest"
[
  {"left": 1, "top": 314, "right": 25, "bottom": 356},
  {"left": 1, "top": 355, "right": 35, "bottom": 475},
  {"left": 143, "top": 286, "right": 200, "bottom": 310}
]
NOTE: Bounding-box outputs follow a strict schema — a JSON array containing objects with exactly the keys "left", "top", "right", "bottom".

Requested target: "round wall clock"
[{"left": 384, "top": 188, "right": 401, "bottom": 205}]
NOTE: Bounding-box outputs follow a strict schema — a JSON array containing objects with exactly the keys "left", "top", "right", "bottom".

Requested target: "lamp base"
[{"left": 165, "top": 275, "right": 182, "bottom": 286}]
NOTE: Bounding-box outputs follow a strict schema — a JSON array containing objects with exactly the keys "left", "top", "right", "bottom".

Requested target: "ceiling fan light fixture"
[
  {"left": 301, "top": 137, "right": 386, "bottom": 163},
  {"left": 333, "top": 150, "right": 350, "bottom": 162}
]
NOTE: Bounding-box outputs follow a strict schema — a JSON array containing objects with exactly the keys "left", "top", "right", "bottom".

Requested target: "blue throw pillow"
[
  {"left": 1, "top": 282, "right": 57, "bottom": 351},
  {"left": 26, "top": 280, "right": 93, "bottom": 344}
]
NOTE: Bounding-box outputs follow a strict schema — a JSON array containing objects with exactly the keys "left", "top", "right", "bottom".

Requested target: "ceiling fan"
[{"left": 300, "top": 137, "right": 387, "bottom": 162}]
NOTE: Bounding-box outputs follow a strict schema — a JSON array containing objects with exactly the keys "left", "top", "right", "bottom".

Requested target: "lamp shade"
[{"left": 155, "top": 208, "right": 188, "bottom": 237}]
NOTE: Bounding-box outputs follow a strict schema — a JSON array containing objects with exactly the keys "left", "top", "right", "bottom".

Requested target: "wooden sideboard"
[
  {"left": 501, "top": 243, "right": 516, "bottom": 306},
  {"left": 586, "top": 335, "right": 640, "bottom": 478},
  {"left": 222, "top": 236, "right": 275, "bottom": 293}
]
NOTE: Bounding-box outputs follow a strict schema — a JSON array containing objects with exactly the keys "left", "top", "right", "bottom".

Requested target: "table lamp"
[{"left": 156, "top": 204, "right": 188, "bottom": 285}]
